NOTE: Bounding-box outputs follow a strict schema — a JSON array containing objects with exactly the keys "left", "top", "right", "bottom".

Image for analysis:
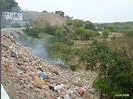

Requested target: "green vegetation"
[
  {"left": 75, "top": 27, "right": 98, "bottom": 40},
  {"left": 55, "top": 10, "right": 64, "bottom": 17},
  {"left": 23, "top": 17, "right": 133, "bottom": 98},
  {"left": 102, "top": 29, "right": 109, "bottom": 39},
  {"left": 48, "top": 42, "right": 75, "bottom": 64},
  {"left": 1, "top": 0, "right": 21, "bottom": 12},
  {"left": 24, "top": 27, "right": 40, "bottom": 38},
  {"left": 104, "top": 25, "right": 118, "bottom": 32},
  {"left": 66, "top": 19, "right": 96, "bottom": 31},
  {"left": 67, "top": 19, "right": 85, "bottom": 28},
  {"left": 70, "top": 64, "right": 79, "bottom": 71},
  {"left": 80, "top": 39, "right": 133, "bottom": 98},
  {"left": 85, "top": 20, "right": 96, "bottom": 31}
]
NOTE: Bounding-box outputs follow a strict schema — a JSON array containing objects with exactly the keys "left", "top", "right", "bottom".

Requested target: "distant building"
[{"left": 1, "top": 12, "right": 23, "bottom": 21}]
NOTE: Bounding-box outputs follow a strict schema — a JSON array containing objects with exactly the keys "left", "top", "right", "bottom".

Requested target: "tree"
[
  {"left": 1, "top": 0, "right": 20, "bottom": 12},
  {"left": 85, "top": 20, "right": 96, "bottom": 31},
  {"left": 55, "top": 11, "right": 64, "bottom": 17},
  {"left": 80, "top": 40, "right": 133, "bottom": 98},
  {"left": 105, "top": 25, "right": 117, "bottom": 32}
]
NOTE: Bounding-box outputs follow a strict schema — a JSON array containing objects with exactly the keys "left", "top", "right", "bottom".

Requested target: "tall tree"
[
  {"left": 1, "top": 0, "right": 20, "bottom": 12},
  {"left": 85, "top": 20, "right": 96, "bottom": 31}
]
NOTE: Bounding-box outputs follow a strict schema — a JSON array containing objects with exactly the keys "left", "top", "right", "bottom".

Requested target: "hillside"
[
  {"left": 22, "top": 11, "right": 66, "bottom": 26},
  {"left": 1, "top": 28, "right": 98, "bottom": 99}
]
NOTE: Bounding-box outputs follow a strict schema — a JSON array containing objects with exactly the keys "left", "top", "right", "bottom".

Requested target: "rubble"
[{"left": 1, "top": 28, "right": 99, "bottom": 99}]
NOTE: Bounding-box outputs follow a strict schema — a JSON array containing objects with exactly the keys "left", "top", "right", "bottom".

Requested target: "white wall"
[{"left": 1, "top": 12, "right": 23, "bottom": 21}]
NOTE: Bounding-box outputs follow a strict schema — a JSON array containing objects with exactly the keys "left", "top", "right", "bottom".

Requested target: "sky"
[{"left": 16, "top": 0, "right": 133, "bottom": 23}]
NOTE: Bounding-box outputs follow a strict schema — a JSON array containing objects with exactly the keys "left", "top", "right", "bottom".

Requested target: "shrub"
[
  {"left": 24, "top": 27, "right": 40, "bottom": 38},
  {"left": 70, "top": 64, "right": 79, "bottom": 71},
  {"left": 70, "top": 65, "right": 77, "bottom": 71},
  {"left": 102, "top": 29, "right": 109, "bottom": 39},
  {"left": 44, "top": 25, "right": 57, "bottom": 35}
]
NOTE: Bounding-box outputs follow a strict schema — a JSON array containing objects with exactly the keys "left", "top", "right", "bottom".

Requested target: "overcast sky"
[{"left": 16, "top": 0, "right": 133, "bottom": 23}]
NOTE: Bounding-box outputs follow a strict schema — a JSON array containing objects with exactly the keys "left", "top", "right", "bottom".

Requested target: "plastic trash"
[
  {"left": 57, "top": 97, "right": 61, "bottom": 99},
  {"left": 54, "top": 84, "right": 65, "bottom": 91},
  {"left": 79, "top": 88, "right": 85, "bottom": 96},
  {"left": 38, "top": 72, "right": 48, "bottom": 80},
  {"left": 49, "top": 86, "right": 55, "bottom": 91},
  {"left": 37, "top": 67, "right": 44, "bottom": 72},
  {"left": 64, "top": 93, "right": 71, "bottom": 99},
  {"left": 11, "top": 52, "right": 16, "bottom": 57},
  {"left": 1, "top": 84, "right": 10, "bottom": 99}
]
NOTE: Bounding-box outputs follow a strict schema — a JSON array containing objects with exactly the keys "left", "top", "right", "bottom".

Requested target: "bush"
[
  {"left": 47, "top": 42, "right": 74, "bottom": 63},
  {"left": 67, "top": 19, "right": 85, "bottom": 28},
  {"left": 124, "top": 30, "right": 133, "bottom": 37},
  {"left": 55, "top": 27, "right": 67, "bottom": 37},
  {"left": 70, "top": 64, "right": 79, "bottom": 71},
  {"left": 50, "top": 37, "right": 74, "bottom": 46},
  {"left": 44, "top": 25, "right": 57, "bottom": 35},
  {"left": 24, "top": 27, "right": 40, "bottom": 38},
  {"left": 75, "top": 27, "right": 97, "bottom": 40},
  {"left": 102, "top": 29, "right": 109, "bottom": 39},
  {"left": 70, "top": 65, "right": 77, "bottom": 71}
]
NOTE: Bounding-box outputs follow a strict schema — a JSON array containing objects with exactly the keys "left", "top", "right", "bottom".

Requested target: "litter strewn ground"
[{"left": 1, "top": 28, "right": 99, "bottom": 99}]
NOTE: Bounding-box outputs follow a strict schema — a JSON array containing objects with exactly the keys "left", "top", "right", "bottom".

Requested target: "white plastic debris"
[
  {"left": 54, "top": 84, "right": 65, "bottom": 91},
  {"left": 1, "top": 84, "right": 10, "bottom": 99},
  {"left": 64, "top": 93, "right": 71, "bottom": 99},
  {"left": 57, "top": 97, "right": 61, "bottom": 99}
]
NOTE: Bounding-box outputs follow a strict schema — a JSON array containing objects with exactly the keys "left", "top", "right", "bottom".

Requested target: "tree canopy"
[
  {"left": 80, "top": 40, "right": 133, "bottom": 98},
  {"left": 55, "top": 11, "right": 64, "bottom": 17},
  {"left": 1, "top": 0, "right": 20, "bottom": 12}
]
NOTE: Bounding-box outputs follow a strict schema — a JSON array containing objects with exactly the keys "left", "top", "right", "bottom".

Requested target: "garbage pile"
[{"left": 1, "top": 28, "right": 98, "bottom": 99}]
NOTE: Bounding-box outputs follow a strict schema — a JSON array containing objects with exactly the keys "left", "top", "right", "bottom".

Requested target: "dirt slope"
[{"left": 22, "top": 11, "right": 66, "bottom": 26}]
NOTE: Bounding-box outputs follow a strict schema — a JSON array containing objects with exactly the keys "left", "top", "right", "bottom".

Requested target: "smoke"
[
  {"left": 14, "top": 33, "right": 51, "bottom": 61},
  {"left": 13, "top": 31, "right": 66, "bottom": 66},
  {"left": 30, "top": 39, "right": 50, "bottom": 60}
]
